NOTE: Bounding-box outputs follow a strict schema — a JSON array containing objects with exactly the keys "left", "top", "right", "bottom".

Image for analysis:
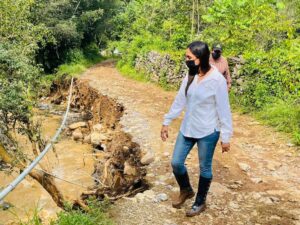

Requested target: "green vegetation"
[
  {"left": 56, "top": 45, "right": 105, "bottom": 78},
  {"left": 117, "top": 63, "right": 150, "bottom": 82},
  {"left": 0, "top": 1, "right": 121, "bottom": 223},
  {"left": 18, "top": 199, "right": 114, "bottom": 225},
  {"left": 257, "top": 100, "right": 300, "bottom": 145},
  {"left": 110, "top": 0, "right": 300, "bottom": 145},
  {"left": 2, "top": 1, "right": 296, "bottom": 149},
  {"left": 54, "top": 199, "right": 114, "bottom": 225}
]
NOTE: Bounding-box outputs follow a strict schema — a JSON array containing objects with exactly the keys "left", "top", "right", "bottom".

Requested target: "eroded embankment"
[{"left": 52, "top": 79, "right": 149, "bottom": 203}]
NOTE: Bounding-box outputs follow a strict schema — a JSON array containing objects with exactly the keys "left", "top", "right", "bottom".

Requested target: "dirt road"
[{"left": 81, "top": 60, "right": 300, "bottom": 225}]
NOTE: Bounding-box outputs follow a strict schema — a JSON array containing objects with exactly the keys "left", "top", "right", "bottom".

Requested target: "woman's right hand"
[{"left": 161, "top": 125, "right": 169, "bottom": 141}]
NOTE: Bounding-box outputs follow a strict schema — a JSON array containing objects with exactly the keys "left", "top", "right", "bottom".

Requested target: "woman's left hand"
[{"left": 221, "top": 142, "right": 230, "bottom": 153}]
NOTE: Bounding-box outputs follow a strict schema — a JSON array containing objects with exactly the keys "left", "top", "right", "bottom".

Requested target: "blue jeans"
[{"left": 171, "top": 130, "right": 220, "bottom": 179}]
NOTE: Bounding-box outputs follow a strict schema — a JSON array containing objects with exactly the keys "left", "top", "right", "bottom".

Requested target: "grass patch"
[
  {"left": 116, "top": 62, "right": 149, "bottom": 82},
  {"left": 256, "top": 99, "right": 300, "bottom": 145},
  {"left": 19, "top": 198, "right": 114, "bottom": 225},
  {"left": 56, "top": 56, "right": 105, "bottom": 79},
  {"left": 231, "top": 95, "right": 300, "bottom": 146},
  {"left": 54, "top": 198, "right": 114, "bottom": 225},
  {"left": 116, "top": 62, "right": 178, "bottom": 91}
]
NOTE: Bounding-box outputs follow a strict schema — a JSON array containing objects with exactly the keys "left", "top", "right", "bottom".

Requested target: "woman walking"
[{"left": 161, "top": 41, "right": 233, "bottom": 217}]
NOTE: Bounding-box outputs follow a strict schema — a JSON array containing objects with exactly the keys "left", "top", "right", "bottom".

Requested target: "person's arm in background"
[
  {"left": 161, "top": 74, "right": 188, "bottom": 141},
  {"left": 224, "top": 58, "right": 232, "bottom": 91},
  {"left": 215, "top": 77, "right": 233, "bottom": 152}
]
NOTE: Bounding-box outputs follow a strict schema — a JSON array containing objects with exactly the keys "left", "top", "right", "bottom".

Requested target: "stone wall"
[
  {"left": 228, "top": 56, "right": 246, "bottom": 94},
  {"left": 134, "top": 50, "right": 246, "bottom": 91},
  {"left": 134, "top": 51, "right": 187, "bottom": 88}
]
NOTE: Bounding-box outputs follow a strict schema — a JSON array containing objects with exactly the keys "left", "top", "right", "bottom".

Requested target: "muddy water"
[{"left": 0, "top": 107, "right": 95, "bottom": 224}]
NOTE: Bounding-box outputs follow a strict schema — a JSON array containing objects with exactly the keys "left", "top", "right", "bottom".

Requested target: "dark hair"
[{"left": 185, "top": 41, "right": 211, "bottom": 96}]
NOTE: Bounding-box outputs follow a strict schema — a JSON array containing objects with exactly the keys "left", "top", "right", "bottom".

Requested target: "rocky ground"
[
  {"left": 1, "top": 59, "right": 298, "bottom": 225},
  {"left": 78, "top": 60, "right": 300, "bottom": 225}
]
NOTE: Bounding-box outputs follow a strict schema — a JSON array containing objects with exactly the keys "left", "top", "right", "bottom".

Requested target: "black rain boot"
[
  {"left": 172, "top": 171, "right": 195, "bottom": 208},
  {"left": 186, "top": 175, "right": 212, "bottom": 217}
]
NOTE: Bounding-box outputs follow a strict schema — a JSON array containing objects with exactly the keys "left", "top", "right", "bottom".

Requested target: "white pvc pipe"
[{"left": 0, "top": 77, "right": 74, "bottom": 201}]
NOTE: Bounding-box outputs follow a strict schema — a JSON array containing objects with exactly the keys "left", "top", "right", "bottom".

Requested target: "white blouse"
[{"left": 163, "top": 67, "right": 233, "bottom": 143}]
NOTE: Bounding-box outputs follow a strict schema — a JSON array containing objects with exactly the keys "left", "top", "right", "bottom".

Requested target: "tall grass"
[{"left": 256, "top": 99, "right": 300, "bottom": 145}]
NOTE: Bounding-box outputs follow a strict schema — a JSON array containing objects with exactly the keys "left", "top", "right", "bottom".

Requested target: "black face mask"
[
  {"left": 186, "top": 60, "right": 200, "bottom": 76},
  {"left": 212, "top": 51, "right": 221, "bottom": 60}
]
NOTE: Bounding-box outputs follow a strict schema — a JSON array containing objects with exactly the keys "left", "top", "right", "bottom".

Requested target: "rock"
[
  {"left": 229, "top": 201, "right": 240, "bottom": 210},
  {"left": 237, "top": 194, "right": 243, "bottom": 201},
  {"left": 236, "top": 78, "right": 244, "bottom": 86},
  {"left": 123, "top": 146, "right": 129, "bottom": 151},
  {"left": 143, "top": 190, "right": 156, "bottom": 199},
  {"left": 37, "top": 103, "right": 51, "bottom": 110},
  {"left": 287, "top": 142, "right": 295, "bottom": 147},
  {"left": 141, "top": 152, "right": 155, "bottom": 165},
  {"left": 69, "top": 121, "right": 87, "bottom": 130},
  {"left": 182, "top": 222, "right": 192, "bottom": 225},
  {"left": 166, "top": 185, "right": 173, "bottom": 190},
  {"left": 270, "top": 215, "right": 281, "bottom": 220},
  {"left": 234, "top": 180, "right": 243, "bottom": 185},
  {"left": 251, "top": 210, "right": 258, "bottom": 217},
  {"left": 146, "top": 173, "right": 155, "bottom": 177},
  {"left": 92, "top": 124, "right": 102, "bottom": 132},
  {"left": 154, "top": 193, "right": 168, "bottom": 203},
  {"left": 266, "top": 190, "right": 286, "bottom": 196},
  {"left": 83, "top": 134, "right": 91, "bottom": 144},
  {"left": 251, "top": 192, "right": 262, "bottom": 200},
  {"left": 210, "top": 182, "right": 232, "bottom": 195},
  {"left": 91, "top": 132, "right": 108, "bottom": 145},
  {"left": 91, "top": 132, "right": 101, "bottom": 145},
  {"left": 172, "top": 187, "right": 180, "bottom": 193},
  {"left": 248, "top": 121, "right": 260, "bottom": 126},
  {"left": 228, "top": 180, "right": 243, "bottom": 189},
  {"left": 269, "top": 196, "right": 280, "bottom": 203},
  {"left": 267, "top": 162, "right": 282, "bottom": 171},
  {"left": 154, "top": 180, "right": 166, "bottom": 186},
  {"left": 285, "top": 152, "right": 292, "bottom": 157},
  {"left": 101, "top": 143, "right": 107, "bottom": 151},
  {"left": 250, "top": 177, "right": 263, "bottom": 184},
  {"left": 163, "top": 152, "right": 170, "bottom": 157},
  {"left": 135, "top": 193, "right": 146, "bottom": 202},
  {"left": 72, "top": 129, "right": 83, "bottom": 140},
  {"left": 229, "top": 184, "right": 240, "bottom": 189},
  {"left": 238, "top": 162, "right": 251, "bottom": 172},
  {"left": 124, "top": 161, "right": 137, "bottom": 176},
  {"left": 158, "top": 175, "right": 168, "bottom": 182},
  {"left": 259, "top": 197, "right": 273, "bottom": 204},
  {"left": 0, "top": 201, "right": 13, "bottom": 210}
]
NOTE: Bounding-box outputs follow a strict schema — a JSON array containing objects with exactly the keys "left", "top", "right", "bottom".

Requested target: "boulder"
[
  {"left": 69, "top": 121, "right": 87, "bottom": 130},
  {"left": 123, "top": 161, "right": 137, "bottom": 176},
  {"left": 93, "top": 123, "right": 102, "bottom": 132},
  {"left": 141, "top": 152, "right": 155, "bottom": 165},
  {"left": 83, "top": 134, "right": 91, "bottom": 144},
  {"left": 90, "top": 132, "right": 108, "bottom": 145},
  {"left": 238, "top": 162, "right": 251, "bottom": 172},
  {"left": 72, "top": 129, "right": 83, "bottom": 140}
]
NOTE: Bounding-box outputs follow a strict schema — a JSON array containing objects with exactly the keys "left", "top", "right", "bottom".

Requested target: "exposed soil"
[
  {"left": 66, "top": 80, "right": 149, "bottom": 199},
  {"left": 0, "top": 71, "right": 148, "bottom": 224},
  {"left": 1, "top": 59, "right": 299, "bottom": 225},
  {"left": 79, "top": 60, "right": 300, "bottom": 225}
]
